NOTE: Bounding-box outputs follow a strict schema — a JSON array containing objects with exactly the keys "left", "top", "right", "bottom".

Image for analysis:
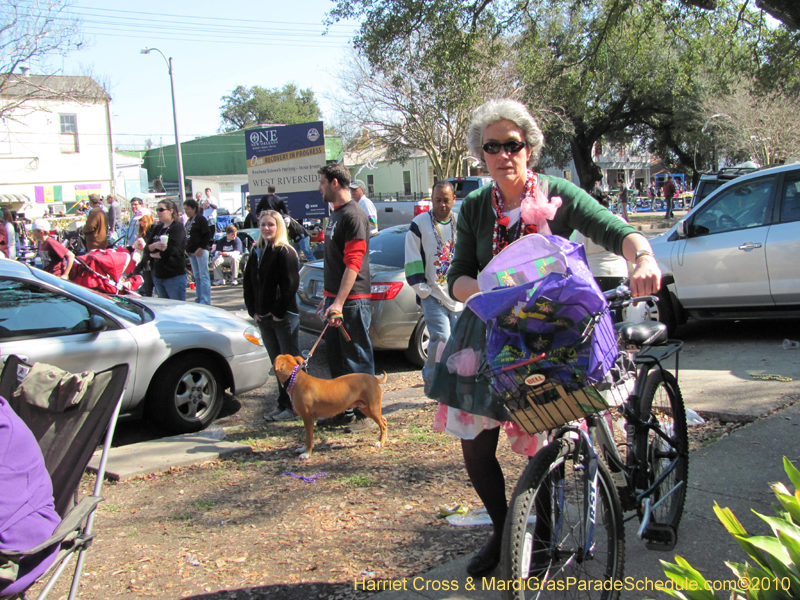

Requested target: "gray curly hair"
[{"left": 467, "top": 99, "right": 544, "bottom": 168}]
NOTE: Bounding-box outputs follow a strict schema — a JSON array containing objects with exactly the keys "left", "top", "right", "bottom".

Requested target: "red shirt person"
[{"left": 32, "top": 219, "right": 75, "bottom": 279}]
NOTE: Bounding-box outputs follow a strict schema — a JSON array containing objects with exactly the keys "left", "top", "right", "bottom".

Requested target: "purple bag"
[{"left": 467, "top": 235, "right": 618, "bottom": 387}]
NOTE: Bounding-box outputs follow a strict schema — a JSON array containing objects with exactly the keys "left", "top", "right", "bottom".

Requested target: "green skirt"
[{"left": 428, "top": 307, "right": 511, "bottom": 422}]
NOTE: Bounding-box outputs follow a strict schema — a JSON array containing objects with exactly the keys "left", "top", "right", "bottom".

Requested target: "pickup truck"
[{"left": 372, "top": 176, "right": 492, "bottom": 230}]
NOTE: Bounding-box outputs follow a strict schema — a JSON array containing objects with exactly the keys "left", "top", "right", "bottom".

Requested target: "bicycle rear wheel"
[
  {"left": 635, "top": 369, "right": 688, "bottom": 530},
  {"left": 501, "top": 435, "right": 625, "bottom": 600}
]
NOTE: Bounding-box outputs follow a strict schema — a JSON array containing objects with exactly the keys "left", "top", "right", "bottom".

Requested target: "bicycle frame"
[{"left": 588, "top": 339, "right": 684, "bottom": 529}]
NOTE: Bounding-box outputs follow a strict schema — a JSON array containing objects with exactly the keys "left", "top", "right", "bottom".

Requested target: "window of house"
[
  {"left": 403, "top": 171, "right": 411, "bottom": 196},
  {"left": 367, "top": 175, "right": 374, "bottom": 196},
  {"left": 563, "top": 170, "right": 572, "bottom": 182},
  {"left": 59, "top": 114, "right": 78, "bottom": 153}
]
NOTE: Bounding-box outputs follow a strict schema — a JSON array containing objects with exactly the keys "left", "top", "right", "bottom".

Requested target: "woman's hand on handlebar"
[{"left": 631, "top": 255, "right": 661, "bottom": 297}]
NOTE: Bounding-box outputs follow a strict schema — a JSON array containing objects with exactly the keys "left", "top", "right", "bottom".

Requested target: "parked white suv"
[{"left": 649, "top": 162, "right": 800, "bottom": 335}]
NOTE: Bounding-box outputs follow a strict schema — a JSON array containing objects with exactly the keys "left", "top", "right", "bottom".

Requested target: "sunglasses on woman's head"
[{"left": 482, "top": 140, "right": 527, "bottom": 155}]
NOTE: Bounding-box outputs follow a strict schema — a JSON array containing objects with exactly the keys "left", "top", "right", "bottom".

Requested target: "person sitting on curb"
[{"left": 212, "top": 225, "right": 243, "bottom": 286}]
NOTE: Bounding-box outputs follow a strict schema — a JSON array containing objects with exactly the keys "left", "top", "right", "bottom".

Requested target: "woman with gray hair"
[{"left": 429, "top": 98, "right": 661, "bottom": 577}]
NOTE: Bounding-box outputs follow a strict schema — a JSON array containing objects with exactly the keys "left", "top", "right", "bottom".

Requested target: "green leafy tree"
[
  {"left": 330, "top": 0, "right": 759, "bottom": 189},
  {"left": 218, "top": 83, "right": 322, "bottom": 132}
]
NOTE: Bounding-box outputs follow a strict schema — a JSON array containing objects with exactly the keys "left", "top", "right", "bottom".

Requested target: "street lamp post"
[{"left": 140, "top": 47, "right": 186, "bottom": 203}]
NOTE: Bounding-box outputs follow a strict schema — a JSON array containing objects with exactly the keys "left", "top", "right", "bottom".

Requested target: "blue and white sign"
[{"left": 245, "top": 121, "right": 327, "bottom": 219}]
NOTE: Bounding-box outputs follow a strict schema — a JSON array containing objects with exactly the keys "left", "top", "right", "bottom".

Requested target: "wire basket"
[{"left": 477, "top": 350, "right": 634, "bottom": 436}]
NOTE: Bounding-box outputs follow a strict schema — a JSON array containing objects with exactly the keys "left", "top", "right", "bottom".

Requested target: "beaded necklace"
[{"left": 491, "top": 170, "right": 539, "bottom": 255}]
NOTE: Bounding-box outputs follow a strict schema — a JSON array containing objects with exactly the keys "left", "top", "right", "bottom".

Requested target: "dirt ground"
[
  {"left": 40, "top": 214, "right": 717, "bottom": 600},
  {"left": 39, "top": 382, "right": 743, "bottom": 600}
]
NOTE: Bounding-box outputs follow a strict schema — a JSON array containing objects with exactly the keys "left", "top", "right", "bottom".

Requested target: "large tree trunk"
[{"left": 570, "top": 137, "right": 604, "bottom": 191}]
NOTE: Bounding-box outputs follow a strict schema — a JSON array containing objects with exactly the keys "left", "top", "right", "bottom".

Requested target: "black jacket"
[
  {"left": 185, "top": 214, "right": 213, "bottom": 253},
  {"left": 242, "top": 242, "right": 299, "bottom": 319},
  {"left": 144, "top": 220, "right": 187, "bottom": 279},
  {"left": 256, "top": 194, "right": 289, "bottom": 217}
]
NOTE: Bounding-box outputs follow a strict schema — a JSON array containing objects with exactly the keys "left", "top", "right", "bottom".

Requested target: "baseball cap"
[
  {"left": 349, "top": 179, "right": 366, "bottom": 190},
  {"left": 133, "top": 207, "right": 152, "bottom": 220},
  {"left": 32, "top": 219, "right": 50, "bottom": 232}
]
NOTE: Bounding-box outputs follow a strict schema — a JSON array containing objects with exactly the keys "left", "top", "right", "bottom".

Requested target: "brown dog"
[{"left": 273, "top": 355, "right": 388, "bottom": 459}]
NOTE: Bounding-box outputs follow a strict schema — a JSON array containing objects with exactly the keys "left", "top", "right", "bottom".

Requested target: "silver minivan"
[{"left": 650, "top": 162, "right": 800, "bottom": 335}]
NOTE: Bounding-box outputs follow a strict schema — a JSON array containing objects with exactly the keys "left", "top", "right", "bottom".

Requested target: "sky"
[{"left": 48, "top": 1, "right": 360, "bottom": 149}]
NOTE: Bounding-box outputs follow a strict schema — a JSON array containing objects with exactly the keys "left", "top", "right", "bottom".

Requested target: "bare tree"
[
  {"left": 329, "top": 46, "right": 513, "bottom": 179},
  {"left": 1, "top": 0, "right": 91, "bottom": 120},
  {"left": 703, "top": 81, "right": 800, "bottom": 166}
]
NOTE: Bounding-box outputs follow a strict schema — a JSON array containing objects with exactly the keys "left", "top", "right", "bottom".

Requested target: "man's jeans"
[
  {"left": 324, "top": 297, "right": 374, "bottom": 378},
  {"left": 420, "top": 295, "right": 461, "bottom": 386},
  {"left": 258, "top": 312, "right": 300, "bottom": 412},
  {"left": 188, "top": 250, "right": 211, "bottom": 305},
  {"left": 293, "top": 236, "right": 314, "bottom": 261},
  {"left": 153, "top": 272, "right": 187, "bottom": 301}
]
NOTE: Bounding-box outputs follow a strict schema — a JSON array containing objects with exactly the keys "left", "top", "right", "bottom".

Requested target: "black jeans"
[{"left": 258, "top": 312, "right": 300, "bottom": 411}]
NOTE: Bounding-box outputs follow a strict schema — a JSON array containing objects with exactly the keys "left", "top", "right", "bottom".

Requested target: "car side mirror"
[
  {"left": 88, "top": 314, "right": 107, "bottom": 332},
  {"left": 676, "top": 219, "right": 690, "bottom": 239}
]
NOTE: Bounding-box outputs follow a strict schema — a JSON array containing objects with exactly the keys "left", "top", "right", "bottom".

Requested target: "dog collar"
[{"left": 285, "top": 364, "right": 301, "bottom": 397}]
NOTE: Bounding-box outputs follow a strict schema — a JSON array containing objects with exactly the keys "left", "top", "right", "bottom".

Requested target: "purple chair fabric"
[{"left": 0, "top": 396, "right": 60, "bottom": 596}]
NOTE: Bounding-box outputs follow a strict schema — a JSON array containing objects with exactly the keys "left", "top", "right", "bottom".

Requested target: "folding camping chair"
[{"left": 0, "top": 355, "right": 128, "bottom": 600}]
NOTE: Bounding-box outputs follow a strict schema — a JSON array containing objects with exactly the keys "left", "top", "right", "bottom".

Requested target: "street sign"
[{"left": 244, "top": 121, "right": 327, "bottom": 220}]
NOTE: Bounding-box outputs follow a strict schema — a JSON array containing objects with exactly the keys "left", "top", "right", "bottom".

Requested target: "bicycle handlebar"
[{"left": 603, "top": 284, "right": 659, "bottom": 308}]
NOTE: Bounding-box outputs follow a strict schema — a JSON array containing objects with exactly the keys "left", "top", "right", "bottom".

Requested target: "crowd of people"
[{"left": 2, "top": 98, "right": 669, "bottom": 582}]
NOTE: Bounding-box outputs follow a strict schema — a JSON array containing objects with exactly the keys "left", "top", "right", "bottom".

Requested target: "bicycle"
[{"left": 477, "top": 286, "right": 688, "bottom": 599}]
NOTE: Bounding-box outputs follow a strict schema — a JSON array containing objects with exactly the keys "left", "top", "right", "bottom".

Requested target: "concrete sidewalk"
[{"left": 366, "top": 401, "right": 800, "bottom": 600}]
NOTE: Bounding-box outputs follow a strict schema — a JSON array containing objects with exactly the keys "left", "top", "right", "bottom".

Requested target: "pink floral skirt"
[{"left": 432, "top": 402, "right": 547, "bottom": 457}]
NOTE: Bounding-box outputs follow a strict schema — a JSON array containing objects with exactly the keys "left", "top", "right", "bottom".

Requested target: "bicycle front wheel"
[
  {"left": 501, "top": 435, "right": 625, "bottom": 600},
  {"left": 635, "top": 368, "right": 689, "bottom": 530}
]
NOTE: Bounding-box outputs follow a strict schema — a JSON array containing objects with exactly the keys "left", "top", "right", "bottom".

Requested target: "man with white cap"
[
  {"left": 349, "top": 179, "right": 378, "bottom": 235},
  {"left": 31, "top": 219, "right": 74, "bottom": 279}
]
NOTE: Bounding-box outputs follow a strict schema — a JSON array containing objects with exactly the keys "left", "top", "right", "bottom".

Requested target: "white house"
[
  {"left": 0, "top": 74, "right": 114, "bottom": 218},
  {"left": 345, "top": 147, "right": 435, "bottom": 200}
]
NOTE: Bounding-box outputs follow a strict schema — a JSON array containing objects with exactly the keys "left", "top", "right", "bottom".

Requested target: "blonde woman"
[{"left": 243, "top": 210, "right": 300, "bottom": 421}]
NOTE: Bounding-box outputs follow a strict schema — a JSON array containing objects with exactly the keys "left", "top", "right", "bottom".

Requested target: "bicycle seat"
[{"left": 614, "top": 321, "right": 668, "bottom": 346}]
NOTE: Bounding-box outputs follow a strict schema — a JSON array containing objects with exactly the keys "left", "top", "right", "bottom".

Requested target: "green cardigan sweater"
[{"left": 447, "top": 175, "right": 637, "bottom": 299}]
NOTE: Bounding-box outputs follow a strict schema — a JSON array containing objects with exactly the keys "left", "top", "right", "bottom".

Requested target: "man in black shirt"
[
  {"left": 255, "top": 186, "right": 289, "bottom": 217},
  {"left": 316, "top": 163, "right": 374, "bottom": 431}
]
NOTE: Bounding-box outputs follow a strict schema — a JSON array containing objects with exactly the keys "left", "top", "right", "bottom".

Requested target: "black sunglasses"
[
  {"left": 156, "top": 207, "right": 168, "bottom": 212},
  {"left": 483, "top": 140, "right": 527, "bottom": 155}
]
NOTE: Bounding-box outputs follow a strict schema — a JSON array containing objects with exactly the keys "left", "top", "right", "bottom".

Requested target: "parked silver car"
[
  {"left": 0, "top": 260, "right": 270, "bottom": 433},
  {"left": 649, "top": 162, "right": 800, "bottom": 335},
  {"left": 296, "top": 225, "right": 429, "bottom": 366}
]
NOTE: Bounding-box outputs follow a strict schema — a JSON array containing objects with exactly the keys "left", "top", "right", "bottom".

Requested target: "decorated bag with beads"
[{"left": 467, "top": 234, "right": 618, "bottom": 386}]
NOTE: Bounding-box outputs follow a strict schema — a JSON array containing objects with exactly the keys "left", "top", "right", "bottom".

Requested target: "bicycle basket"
[{"left": 477, "top": 345, "right": 612, "bottom": 436}]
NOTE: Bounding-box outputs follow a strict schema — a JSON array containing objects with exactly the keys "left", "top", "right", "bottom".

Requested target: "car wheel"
[
  {"left": 149, "top": 354, "right": 224, "bottom": 434},
  {"left": 655, "top": 287, "right": 679, "bottom": 337},
  {"left": 404, "top": 318, "right": 429, "bottom": 368}
]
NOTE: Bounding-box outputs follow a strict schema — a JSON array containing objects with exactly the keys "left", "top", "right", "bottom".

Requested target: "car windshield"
[
  {"left": 368, "top": 226, "right": 408, "bottom": 268},
  {"left": 30, "top": 268, "right": 152, "bottom": 325}
]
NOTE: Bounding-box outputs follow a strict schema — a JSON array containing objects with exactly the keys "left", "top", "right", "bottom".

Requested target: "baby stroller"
[
  {"left": 70, "top": 248, "right": 143, "bottom": 296},
  {"left": 0, "top": 355, "right": 128, "bottom": 600}
]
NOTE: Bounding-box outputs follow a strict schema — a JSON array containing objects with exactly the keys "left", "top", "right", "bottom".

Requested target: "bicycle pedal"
[{"left": 641, "top": 523, "right": 677, "bottom": 551}]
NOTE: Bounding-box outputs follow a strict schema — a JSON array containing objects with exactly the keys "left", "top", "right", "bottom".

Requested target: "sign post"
[{"left": 245, "top": 121, "right": 327, "bottom": 221}]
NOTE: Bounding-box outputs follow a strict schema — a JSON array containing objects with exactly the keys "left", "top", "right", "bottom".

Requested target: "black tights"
[{"left": 461, "top": 427, "right": 506, "bottom": 559}]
